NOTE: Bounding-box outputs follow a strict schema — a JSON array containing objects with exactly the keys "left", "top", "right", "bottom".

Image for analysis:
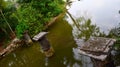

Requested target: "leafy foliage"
[
  {"left": 14, "top": 5, "right": 43, "bottom": 38},
  {"left": 77, "top": 18, "right": 101, "bottom": 40},
  {"left": 14, "top": 0, "right": 63, "bottom": 38},
  {"left": 0, "top": 0, "right": 18, "bottom": 47},
  {"left": 109, "top": 24, "right": 120, "bottom": 49},
  {"left": 0, "top": 1, "right": 17, "bottom": 38},
  {"left": 0, "top": 0, "right": 64, "bottom": 40},
  {"left": 16, "top": 22, "right": 28, "bottom": 38}
]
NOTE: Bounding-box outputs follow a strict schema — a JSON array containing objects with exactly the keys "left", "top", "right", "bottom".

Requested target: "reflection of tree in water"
[
  {"left": 65, "top": 0, "right": 105, "bottom": 40},
  {"left": 76, "top": 17, "right": 101, "bottom": 40},
  {"left": 67, "top": 11, "right": 105, "bottom": 40},
  {"left": 66, "top": 11, "right": 100, "bottom": 67},
  {"left": 108, "top": 24, "right": 120, "bottom": 66},
  {"left": 113, "top": 51, "right": 120, "bottom": 66},
  {"left": 109, "top": 23, "right": 120, "bottom": 37},
  {"left": 109, "top": 23, "right": 120, "bottom": 49}
]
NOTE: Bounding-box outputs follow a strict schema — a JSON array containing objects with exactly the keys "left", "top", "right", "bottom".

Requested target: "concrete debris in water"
[{"left": 78, "top": 37, "right": 116, "bottom": 61}]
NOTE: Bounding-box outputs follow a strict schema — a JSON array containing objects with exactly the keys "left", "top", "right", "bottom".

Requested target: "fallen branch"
[
  {"left": 45, "top": 13, "right": 64, "bottom": 29},
  {"left": 0, "top": 38, "right": 21, "bottom": 58}
]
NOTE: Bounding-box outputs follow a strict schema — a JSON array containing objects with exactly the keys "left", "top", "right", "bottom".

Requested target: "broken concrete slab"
[
  {"left": 78, "top": 37, "right": 116, "bottom": 61},
  {"left": 32, "top": 32, "right": 48, "bottom": 41}
]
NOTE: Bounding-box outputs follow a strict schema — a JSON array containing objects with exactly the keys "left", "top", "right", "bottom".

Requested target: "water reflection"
[
  {"left": 108, "top": 24, "right": 120, "bottom": 66},
  {"left": 72, "top": 62, "right": 80, "bottom": 67},
  {"left": 73, "top": 48, "right": 93, "bottom": 67},
  {"left": 66, "top": 13, "right": 108, "bottom": 66},
  {"left": 0, "top": 0, "right": 120, "bottom": 67},
  {"left": 65, "top": 0, "right": 120, "bottom": 67},
  {"left": 65, "top": 1, "right": 103, "bottom": 67},
  {"left": 63, "top": 57, "right": 67, "bottom": 65},
  {"left": 66, "top": 11, "right": 104, "bottom": 41},
  {"left": 113, "top": 50, "right": 120, "bottom": 66},
  {"left": 67, "top": 0, "right": 120, "bottom": 35},
  {"left": 45, "top": 58, "right": 49, "bottom": 66},
  {"left": 109, "top": 23, "right": 120, "bottom": 37}
]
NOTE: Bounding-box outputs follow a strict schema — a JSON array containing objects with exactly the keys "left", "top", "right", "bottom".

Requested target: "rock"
[{"left": 44, "top": 47, "right": 54, "bottom": 57}]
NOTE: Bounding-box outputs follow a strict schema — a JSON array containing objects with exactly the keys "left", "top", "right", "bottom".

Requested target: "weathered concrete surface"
[
  {"left": 33, "top": 32, "right": 54, "bottom": 57},
  {"left": 33, "top": 32, "right": 48, "bottom": 41},
  {"left": 78, "top": 37, "right": 116, "bottom": 61},
  {"left": 78, "top": 37, "right": 116, "bottom": 67}
]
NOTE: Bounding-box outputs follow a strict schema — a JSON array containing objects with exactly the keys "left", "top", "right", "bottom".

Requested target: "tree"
[
  {"left": 108, "top": 23, "right": 120, "bottom": 50},
  {"left": 14, "top": 0, "right": 63, "bottom": 38},
  {"left": 67, "top": 10, "right": 105, "bottom": 40},
  {"left": 0, "top": 0, "right": 17, "bottom": 37},
  {"left": 0, "top": 9, "right": 15, "bottom": 36}
]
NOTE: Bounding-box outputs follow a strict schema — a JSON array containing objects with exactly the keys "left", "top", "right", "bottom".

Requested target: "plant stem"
[{"left": 0, "top": 9, "right": 16, "bottom": 37}]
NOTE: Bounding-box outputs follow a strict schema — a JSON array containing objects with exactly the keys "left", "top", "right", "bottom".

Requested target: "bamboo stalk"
[
  {"left": 0, "top": 9, "right": 16, "bottom": 36},
  {"left": 66, "top": 10, "right": 82, "bottom": 31}
]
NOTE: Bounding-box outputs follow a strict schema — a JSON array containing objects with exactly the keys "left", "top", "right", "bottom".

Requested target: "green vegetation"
[
  {"left": 109, "top": 26, "right": 120, "bottom": 50},
  {"left": 14, "top": 0, "right": 63, "bottom": 38},
  {"left": 67, "top": 11, "right": 105, "bottom": 40},
  {"left": 0, "top": 0, "right": 17, "bottom": 48},
  {"left": 0, "top": 0, "right": 64, "bottom": 39},
  {"left": 0, "top": 0, "right": 64, "bottom": 47}
]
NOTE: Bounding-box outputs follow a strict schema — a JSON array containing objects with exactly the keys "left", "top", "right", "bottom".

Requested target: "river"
[{"left": 0, "top": 0, "right": 120, "bottom": 67}]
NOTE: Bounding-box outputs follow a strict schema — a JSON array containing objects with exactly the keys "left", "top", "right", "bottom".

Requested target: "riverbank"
[
  {"left": 0, "top": 13, "right": 64, "bottom": 59},
  {"left": 0, "top": 38, "right": 21, "bottom": 59}
]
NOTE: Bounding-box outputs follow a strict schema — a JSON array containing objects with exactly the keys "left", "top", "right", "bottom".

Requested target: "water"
[
  {"left": 66, "top": 0, "right": 120, "bottom": 66},
  {"left": 67, "top": 0, "right": 120, "bottom": 35},
  {"left": 0, "top": 16, "right": 86, "bottom": 67},
  {"left": 0, "top": 0, "right": 120, "bottom": 67}
]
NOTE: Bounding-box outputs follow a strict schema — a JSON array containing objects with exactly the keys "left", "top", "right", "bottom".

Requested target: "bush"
[{"left": 14, "top": 0, "right": 63, "bottom": 38}]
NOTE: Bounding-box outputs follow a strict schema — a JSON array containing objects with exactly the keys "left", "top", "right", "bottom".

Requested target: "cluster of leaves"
[
  {"left": 74, "top": 16, "right": 105, "bottom": 40},
  {"left": 0, "top": 0, "right": 18, "bottom": 48},
  {"left": 67, "top": 11, "right": 106, "bottom": 41},
  {"left": 109, "top": 25, "right": 120, "bottom": 49},
  {"left": 14, "top": 0, "right": 63, "bottom": 38},
  {"left": 14, "top": 4, "right": 43, "bottom": 38},
  {"left": 0, "top": 1, "right": 17, "bottom": 39}
]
